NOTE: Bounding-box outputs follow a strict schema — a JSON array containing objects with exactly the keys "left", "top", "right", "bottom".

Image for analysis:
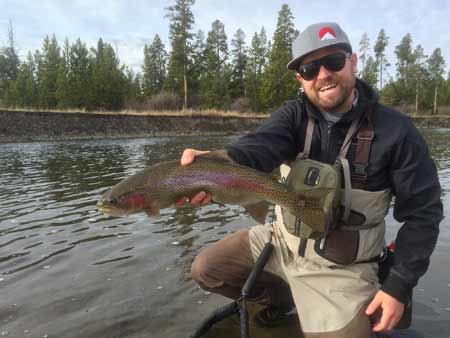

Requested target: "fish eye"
[{"left": 107, "top": 198, "right": 118, "bottom": 205}]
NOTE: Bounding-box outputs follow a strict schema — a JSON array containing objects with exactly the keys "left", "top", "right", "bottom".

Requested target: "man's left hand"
[{"left": 365, "top": 290, "right": 405, "bottom": 332}]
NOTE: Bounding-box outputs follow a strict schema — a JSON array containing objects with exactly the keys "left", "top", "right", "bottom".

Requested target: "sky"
[{"left": 1, "top": 0, "right": 449, "bottom": 77}]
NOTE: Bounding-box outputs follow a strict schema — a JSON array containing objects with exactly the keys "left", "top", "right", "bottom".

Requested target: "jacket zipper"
[{"left": 325, "top": 122, "right": 333, "bottom": 159}]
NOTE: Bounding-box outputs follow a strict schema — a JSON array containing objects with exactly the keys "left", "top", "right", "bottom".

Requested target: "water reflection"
[{"left": 0, "top": 131, "right": 449, "bottom": 338}]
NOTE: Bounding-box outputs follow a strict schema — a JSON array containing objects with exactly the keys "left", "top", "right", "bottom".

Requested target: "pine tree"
[
  {"left": 427, "top": 48, "right": 446, "bottom": 114},
  {"left": 229, "top": 28, "right": 247, "bottom": 101},
  {"left": 358, "top": 33, "right": 370, "bottom": 78},
  {"left": 0, "top": 21, "right": 20, "bottom": 100},
  {"left": 445, "top": 70, "right": 450, "bottom": 106},
  {"left": 124, "top": 67, "right": 142, "bottom": 105},
  {"left": 90, "top": 38, "right": 126, "bottom": 110},
  {"left": 142, "top": 34, "right": 167, "bottom": 98},
  {"left": 189, "top": 29, "right": 207, "bottom": 105},
  {"left": 395, "top": 34, "right": 415, "bottom": 82},
  {"left": 69, "top": 38, "right": 92, "bottom": 108},
  {"left": 38, "top": 35, "right": 61, "bottom": 108},
  {"left": 374, "top": 29, "right": 389, "bottom": 90},
  {"left": 8, "top": 52, "right": 37, "bottom": 107},
  {"left": 411, "top": 44, "right": 427, "bottom": 113},
  {"left": 245, "top": 28, "right": 269, "bottom": 112},
  {"left": 164, "top": 0, "right": 195, "bottom": 109},
  {"left": 394, "top": 33, "right": 416, "bottom": 104},
  {"left": 260, "top": 4, "right": 298, "bottom": 110},
  {"left": 56, "top": 39, "right": 71, "bottom": 108},
  {"left": 361, "top": 56, "right": 378, "bottom": 88},
  {"left": 200, "top": 19, "right": 230, "bottom": 108}
]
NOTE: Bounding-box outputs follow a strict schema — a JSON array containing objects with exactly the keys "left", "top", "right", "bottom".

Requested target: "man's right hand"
[{"left": 175, "top": 149, "right": 213, "bottom": 207}]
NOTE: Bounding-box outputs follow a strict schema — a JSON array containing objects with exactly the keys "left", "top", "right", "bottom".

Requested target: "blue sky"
[{"left": 1, "top": 0, "right": 449, "bottom": 77}]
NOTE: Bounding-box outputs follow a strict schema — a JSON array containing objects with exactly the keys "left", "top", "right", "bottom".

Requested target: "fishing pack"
[
  {"left": 281, "top": 158, "right": 342, "bottom": 240},
  {"left": 281, "top": 107, "right": 375, "bottom": 261}
]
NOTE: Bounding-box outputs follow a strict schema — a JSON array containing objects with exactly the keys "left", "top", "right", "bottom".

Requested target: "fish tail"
[
  {"left": 293, "top": 187, "right": 333, "bottom": 208},
  {"left": 289, "top": 188, "right": 334, "bottom": 231}
]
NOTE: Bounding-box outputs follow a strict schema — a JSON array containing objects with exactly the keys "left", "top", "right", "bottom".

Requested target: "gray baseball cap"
[{"left": 287, "top": 22, "right": 352, "bottom": 71}]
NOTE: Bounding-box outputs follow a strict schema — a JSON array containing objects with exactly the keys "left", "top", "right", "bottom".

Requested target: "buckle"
[
  {"left": 378, "top": 246, "right": 388, "bottom": 262},
  {"left": 353, "top": 163, "right": 367, "bottom": 175},
  {"left": 357, "top": 130, "right": 374, "bottom": 141}
]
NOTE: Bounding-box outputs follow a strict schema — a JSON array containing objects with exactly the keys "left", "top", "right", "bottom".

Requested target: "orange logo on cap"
[{"left": 319, "top": 27, "right": 337, "bottom": 40}]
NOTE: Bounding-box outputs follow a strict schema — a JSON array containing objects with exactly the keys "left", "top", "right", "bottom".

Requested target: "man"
[{"left": 179, "top": 22, "right": 443, "bottom": 337}]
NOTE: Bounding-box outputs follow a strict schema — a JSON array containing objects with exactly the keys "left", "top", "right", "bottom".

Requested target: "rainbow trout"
[{"left": 97, "top": 154, "right": 332, "bottom": 229}]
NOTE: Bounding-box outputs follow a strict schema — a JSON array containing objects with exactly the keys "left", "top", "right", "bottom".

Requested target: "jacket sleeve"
[
  {"left": 226, "top": 102, "right": 301, "bottom": 173},
  {"left": 381, "top": 118, "right": 443, "bottom": 304}
]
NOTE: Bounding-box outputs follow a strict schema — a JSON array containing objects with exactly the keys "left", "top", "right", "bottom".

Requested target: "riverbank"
[
  {"left": 0, "top": 109, "right": 265, "bottom": 143},
  {"left": 1, "top": 109, "right": 450, "bottom": 143}
]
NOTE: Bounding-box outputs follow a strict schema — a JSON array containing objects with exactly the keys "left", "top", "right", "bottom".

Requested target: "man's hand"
[
  {"left": 365, "top": 290, "right": 405, "bottom": 332},
  {"left": 175, "top": 149, "right": 212, "bottom": 207}
]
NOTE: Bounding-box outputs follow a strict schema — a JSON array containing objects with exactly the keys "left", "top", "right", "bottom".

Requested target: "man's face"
[{"left": 296, "top": 46, "right": 357, "bottom": 113}]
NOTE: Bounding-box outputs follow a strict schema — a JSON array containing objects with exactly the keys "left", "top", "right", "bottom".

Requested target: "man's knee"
[
  {"left": 191, "top": 251, "right": 208, "bottom": 284},
  {"left": 191, "top": 248, "right": 223, "bottom": 289},
  {"left": 191, "top": 229, "right": 251, "bottom": 289}
]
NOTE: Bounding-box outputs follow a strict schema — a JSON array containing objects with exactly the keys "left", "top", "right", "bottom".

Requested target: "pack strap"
[
  {"left": 338, "top": 117, "right": 362, "bottom": 159},
  {"left": 352, "top": 105, "right": 375, "bottom": 189},
  {"left": 296, "top": 116, "right": 314, "bottom": 160},
  {"left": 340, "top": 158, "right": 352, "bottom": 223},
  {"left": 338, "top": 116, "right": 362, "bottom": 223}
]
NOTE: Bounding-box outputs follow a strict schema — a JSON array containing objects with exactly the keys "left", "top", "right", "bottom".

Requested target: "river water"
[{"left": 0, "top": 131, "right": 449, "bottom": 338}]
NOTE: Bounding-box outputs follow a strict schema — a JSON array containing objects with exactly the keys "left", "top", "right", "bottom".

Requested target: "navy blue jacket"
[{"left": 226, "top": 79, "right": 443, "bottom": 304}]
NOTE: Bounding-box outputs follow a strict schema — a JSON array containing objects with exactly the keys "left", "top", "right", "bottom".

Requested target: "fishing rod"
[{"left": 189, "top": 239, "right": 274, "bottom": 338}]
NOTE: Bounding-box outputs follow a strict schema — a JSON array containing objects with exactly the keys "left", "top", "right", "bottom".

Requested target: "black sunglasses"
[{"left": 297, "top": 52, "right": 351, "bottom": 81}]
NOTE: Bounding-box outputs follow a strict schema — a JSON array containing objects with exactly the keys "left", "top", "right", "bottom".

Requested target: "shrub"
[
  {"left": 142, "top": 92, "right": 183, "bottom": 111},
  {"left": 230, "top": 97, "right": 252, "bottom": 113}
]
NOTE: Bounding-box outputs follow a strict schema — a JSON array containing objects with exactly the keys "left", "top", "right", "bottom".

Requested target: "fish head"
[
  {"left": 96, "top": 170, "right": 161, "bottom": 216},
  {"left": 97, "top": 188, "right": 148, "bottom": 216}
]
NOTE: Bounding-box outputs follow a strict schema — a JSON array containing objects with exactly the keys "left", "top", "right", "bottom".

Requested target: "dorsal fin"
[{"left": 196, "top": 151, "right": 233, "bottom": 163}]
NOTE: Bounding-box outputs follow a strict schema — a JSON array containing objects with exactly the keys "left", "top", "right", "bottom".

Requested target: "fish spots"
[
  {"left": 195, "top": 171, "right": 262, "bottom": 193},
  {"left": 223, "top": 177, "right": 260, "bottom": 191}
]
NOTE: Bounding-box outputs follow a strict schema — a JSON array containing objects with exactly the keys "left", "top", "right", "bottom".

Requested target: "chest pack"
[{"left": 281, "top": 107, "right": 374, "bottom": 251}]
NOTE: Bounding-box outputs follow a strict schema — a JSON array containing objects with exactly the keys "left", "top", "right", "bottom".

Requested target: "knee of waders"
[
  {"left": 191, "top": 253, "right": 207, "bottom": 283},
  {"left": 191, "top": 252, "right": 223, "bottom": 289}
]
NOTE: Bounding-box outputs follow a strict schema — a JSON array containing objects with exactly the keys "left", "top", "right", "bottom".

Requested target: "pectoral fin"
[
  {"left": 145, "top": 202, "right": 161, "bottom": 217},
  {"left": 243, "top": 201, "right": 271, "bottom": 224}
]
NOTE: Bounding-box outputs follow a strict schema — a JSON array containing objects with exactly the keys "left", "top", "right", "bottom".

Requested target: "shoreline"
[
  {"left": 1, "top": 109, "right": 450, "bottom": 143},
  {"left": 0, "top": 109, "right": 264, "bottom": 143}
]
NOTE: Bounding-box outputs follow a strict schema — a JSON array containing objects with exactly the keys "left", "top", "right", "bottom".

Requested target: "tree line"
[
  {"left": 0, "top": 1, "right": 449, "bottom": 114},
  {"left": 358, "top": 30, "right": 448, "bottom": 114}
]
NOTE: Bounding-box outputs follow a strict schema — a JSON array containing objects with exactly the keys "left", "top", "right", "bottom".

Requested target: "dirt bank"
[
  {"left": 1, "top": 109, "right": 449, "bottom": 143},
  {"left": 0, "top": 110, "right": 265, "bottom": 143}
]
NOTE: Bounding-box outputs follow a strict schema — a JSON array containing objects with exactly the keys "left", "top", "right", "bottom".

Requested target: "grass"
[
  {"left": 0, "top": 107, "right": 270, "bottom": 118},
  {"left": 2, "top": 106, "right": 450, "bottom": 118}
]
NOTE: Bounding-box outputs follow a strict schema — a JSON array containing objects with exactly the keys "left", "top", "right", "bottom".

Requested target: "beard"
[{"left": 305, "top": 75, "right": 356, "bottom": 113}]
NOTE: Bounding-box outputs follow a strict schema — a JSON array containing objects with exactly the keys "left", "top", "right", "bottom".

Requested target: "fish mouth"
[{"left": 96, "top": 201, "right": 128, "bottom": 217}]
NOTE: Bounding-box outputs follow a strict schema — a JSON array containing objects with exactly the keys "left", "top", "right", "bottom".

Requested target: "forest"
[{"left": 0, "top": 1, "right": 449, "bottom": 115}]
